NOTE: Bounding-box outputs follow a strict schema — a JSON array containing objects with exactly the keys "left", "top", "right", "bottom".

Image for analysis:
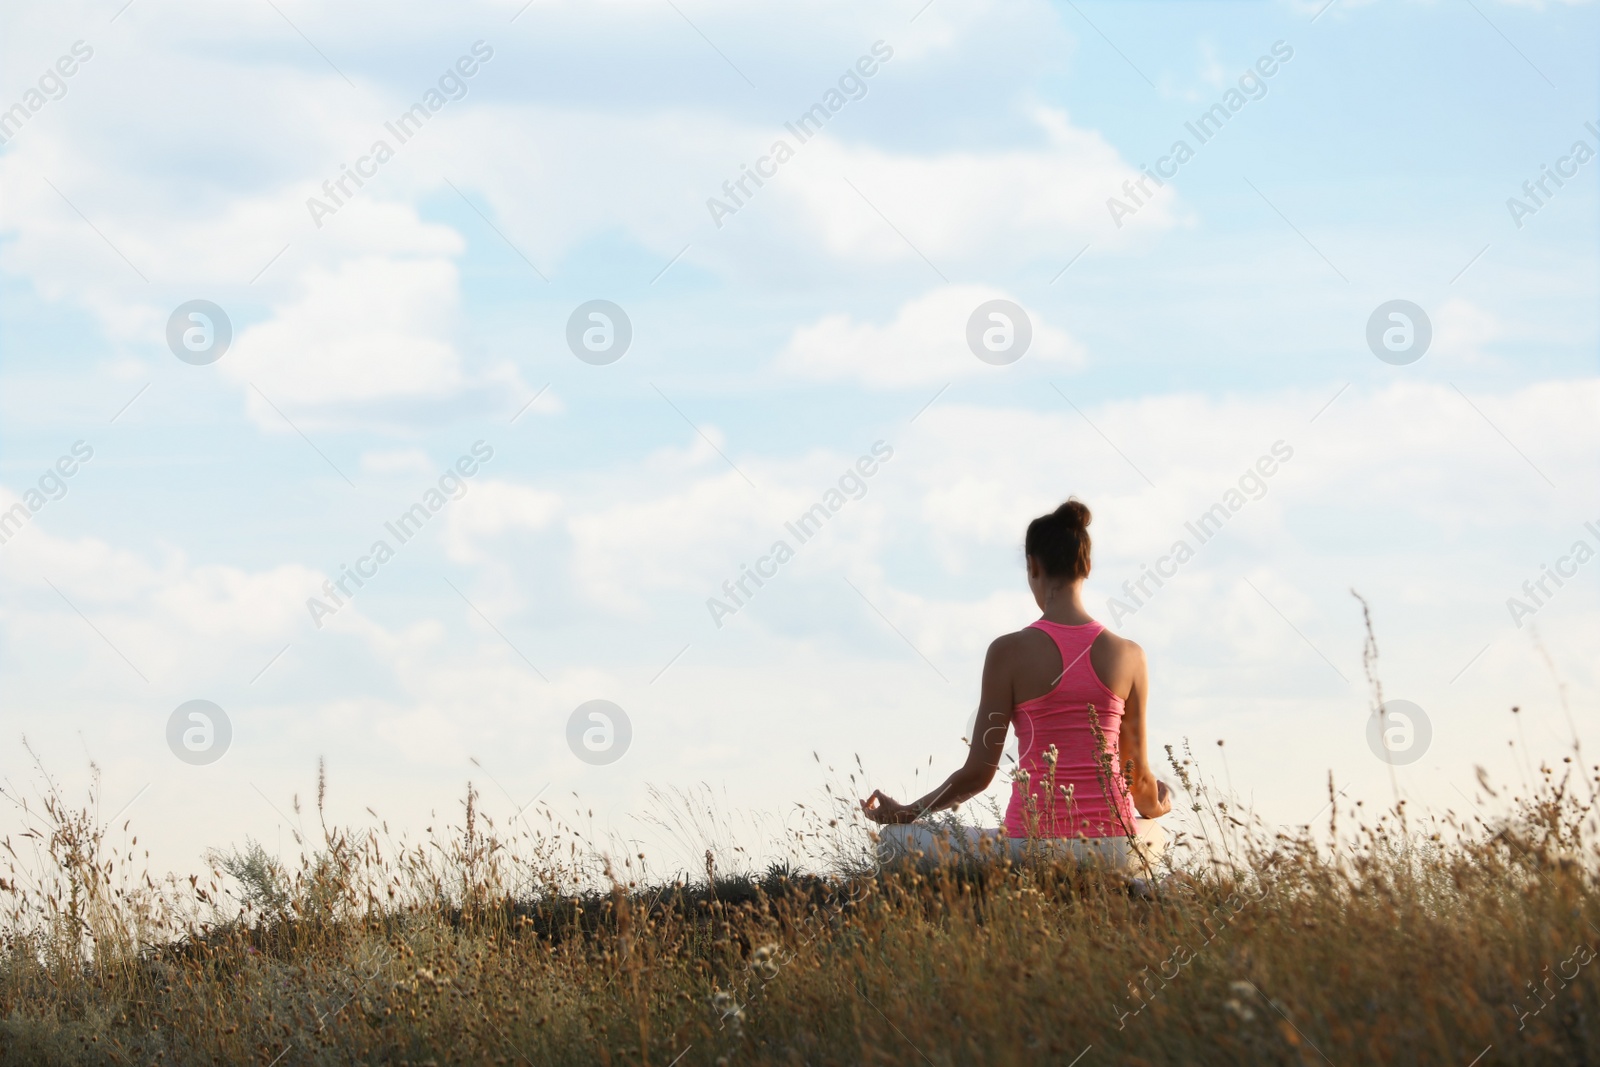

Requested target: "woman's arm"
[
  {"left": 861, "top": 636, "right": 1017, "bottom": 825},
  {"left": 1116, "top": 641, "right": 1172, "bottom": 819}
]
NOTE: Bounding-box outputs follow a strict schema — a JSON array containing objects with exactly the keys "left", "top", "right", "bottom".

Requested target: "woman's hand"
[
  {"left": 1128, "top": 772, "right": 1173, "bottom": 819},
  {"left": 1138, "top": 779, "right": 1173, "bottom": 819},
  {"left": 860, "top": 790, "right": 919, "bottom": 825}
]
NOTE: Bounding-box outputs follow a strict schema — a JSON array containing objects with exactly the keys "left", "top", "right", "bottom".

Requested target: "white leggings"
[{"left": 877, "top": 820, "right": 1167, "bottom": 871}]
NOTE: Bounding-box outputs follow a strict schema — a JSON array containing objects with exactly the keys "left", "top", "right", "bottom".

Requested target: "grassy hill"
[{"left": 1, "top": 751, "right": 1596, "bottom": 1065}]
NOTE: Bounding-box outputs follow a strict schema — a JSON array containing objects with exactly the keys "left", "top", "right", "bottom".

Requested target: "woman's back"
[
  {"left": 860, "top": 496, "right": 1169, "bottom": 850},
  {"left": 1001, "top": 619, "right": 1137, "bottom": 839}
]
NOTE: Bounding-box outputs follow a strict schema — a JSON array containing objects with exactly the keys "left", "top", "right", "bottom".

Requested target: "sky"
[{"left": 0, "top": 0, "right": 1595, "bottom": 879}]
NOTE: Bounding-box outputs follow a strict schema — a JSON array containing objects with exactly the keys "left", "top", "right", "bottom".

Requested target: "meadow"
[{"left": 0, "top": 727, "right": 1595, "bottom": 1067}]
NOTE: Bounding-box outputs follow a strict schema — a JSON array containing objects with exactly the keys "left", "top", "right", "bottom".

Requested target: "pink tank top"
[{"left": 1002, "top": 619, "right": 1137, "bottom": 839}]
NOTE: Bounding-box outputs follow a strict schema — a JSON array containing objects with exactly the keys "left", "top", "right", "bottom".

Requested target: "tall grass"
[
  {"left": 1, "top": 728, "right": 1595, "bottom": 1065},
  {"left": 3, "top": 605, "right": 1597, "bottom": 1066}
]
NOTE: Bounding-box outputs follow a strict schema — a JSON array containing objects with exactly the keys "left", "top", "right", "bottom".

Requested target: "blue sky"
[{"left": 1, "top": 0, "right": 1595, "bottom": 876}]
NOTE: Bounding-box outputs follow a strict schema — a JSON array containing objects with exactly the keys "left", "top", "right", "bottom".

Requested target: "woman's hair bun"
[
  {"left": 1025, "top": 496, "right": 1092, "bottom": 580},
  {"left": 1055, "top": 498, "right": 1091, "bottom": 528}
]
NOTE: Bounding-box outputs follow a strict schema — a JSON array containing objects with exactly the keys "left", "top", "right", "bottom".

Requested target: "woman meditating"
[{"left": 860, "top": 498, "right": 1172, "bottom": 868}]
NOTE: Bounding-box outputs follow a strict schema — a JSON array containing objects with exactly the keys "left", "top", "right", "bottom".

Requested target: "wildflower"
[
  {"left": 710, "top": 990, "right": 744, "bottom": 1024},
  {"left": 1224, "top": 981, "right": 1258, "bottom": 1021},
  {"left": 751, "top": 943, "right": 780, "bottom": 980}
]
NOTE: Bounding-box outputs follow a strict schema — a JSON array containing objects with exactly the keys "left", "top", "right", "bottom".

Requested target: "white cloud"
[
  {"left": 444, "top": 480, "right": 563, "bottom": 563},
  {"left": 0, "top": 493, "right": 316, "bottom": 684},
  {"left": 775, "top": 284, "right": 1084, "bottom": 387},
  {"left": 0, "top": 31, "right": 1133, "bottom": 426},
  {"left": 420, "top": 98, "right": 1154, "bottom": 283},
  {"left": 539, "top": 377, "right": 1599, "bottom": 670},
  {"left": 759, "top": 105, "right": 1164, "bottom": 266},
  {"left": 566, "top": 468, "right": 770, "bottom": 615},
  {"left": 227, "top": 256, "right": 466, "bottom": 421}
]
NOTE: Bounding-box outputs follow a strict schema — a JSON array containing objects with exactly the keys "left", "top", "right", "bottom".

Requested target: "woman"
[{"left": 860, "top": 498, "right": 1171, "bottom": 868}]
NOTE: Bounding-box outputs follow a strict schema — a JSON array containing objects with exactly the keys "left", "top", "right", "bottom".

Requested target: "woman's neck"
[{"left": 1040, "top": 580, "right": 1093, "bottom": 625}]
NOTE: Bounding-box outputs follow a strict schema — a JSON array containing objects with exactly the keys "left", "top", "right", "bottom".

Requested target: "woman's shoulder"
[
  {"left": 1090, "top": 626, "right": 1147, "bottom": 684},
  {"left": 1092, "top": 626, "right": 1144, "bottom": 659},
  {"left": 987, "top": 626, "right": 1052, "bottom": 658}
]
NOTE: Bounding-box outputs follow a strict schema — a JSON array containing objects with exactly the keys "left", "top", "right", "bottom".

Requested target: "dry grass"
[{"left": 0, "top": 731, "right": 1595, "bottom": 1067}]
